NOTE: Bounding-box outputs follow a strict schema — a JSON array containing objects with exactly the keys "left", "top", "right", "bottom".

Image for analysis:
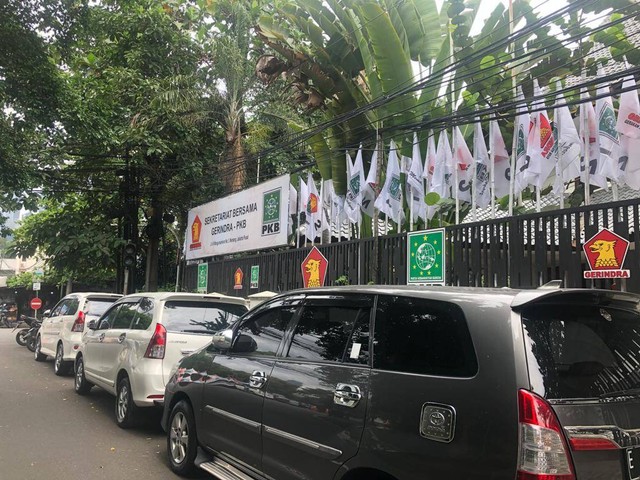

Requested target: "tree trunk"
[
  {"left": 145, "top": 235, "right": 160, "bottom": 292},
  {"left": 66, "top": 278, "right": 73, "bottom": 295}
]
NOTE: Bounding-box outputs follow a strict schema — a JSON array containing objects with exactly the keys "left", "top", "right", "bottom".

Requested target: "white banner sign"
[{"left": 185, "top": 174, "right": 291, "bottom": 260}]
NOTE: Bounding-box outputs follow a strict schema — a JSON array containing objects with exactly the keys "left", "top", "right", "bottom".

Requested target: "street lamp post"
[{"left": 165, "top": 225, "right": 182, "bottom": 292}]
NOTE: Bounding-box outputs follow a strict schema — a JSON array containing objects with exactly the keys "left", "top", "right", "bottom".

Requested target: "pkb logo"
[{"left": 262, "top": 188, "right": 281, "bottom": 236}]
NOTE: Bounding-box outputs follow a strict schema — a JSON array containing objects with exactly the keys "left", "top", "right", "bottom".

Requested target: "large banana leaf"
[
  {"left": 355, "top": 2, "right": 416, "bottom": 145},
  {"left": 384, "top": 0, "right": 444, "bottom": 64}
]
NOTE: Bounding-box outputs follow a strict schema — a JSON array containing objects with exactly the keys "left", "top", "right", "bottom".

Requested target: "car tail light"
[
  {"left": 144, "top": 323, "right": 166, "bottom": 359},
  {"left": 569, "top": 436, "right": 619, "bottom": 451},
  {"left": 517, "top": 389, "right": 575, "bottom": 480},
  {"left": 71, "top": 311, "right": 85, "bottom": 332}
]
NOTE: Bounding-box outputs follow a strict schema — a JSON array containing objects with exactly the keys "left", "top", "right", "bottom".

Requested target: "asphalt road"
[{"left": 0, "top": 328, "right": 208, "bottom": 480}]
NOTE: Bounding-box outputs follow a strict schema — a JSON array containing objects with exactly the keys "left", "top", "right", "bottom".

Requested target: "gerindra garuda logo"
[
  {"left": 190, "top": 215, "right": 202, "bottom": 250},
  {"left": 583, "top": 228, "right": 630, "bottom": 279}
]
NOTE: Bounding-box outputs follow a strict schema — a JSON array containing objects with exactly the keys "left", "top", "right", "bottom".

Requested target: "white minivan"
[
  {"left": 35, "top": 292, "right": 122, "bottom": 375},
  {"left": 74, "top": 292, "right": 248, "bottom": 428}
]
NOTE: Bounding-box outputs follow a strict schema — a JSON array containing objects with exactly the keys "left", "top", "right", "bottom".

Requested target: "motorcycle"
[
  {"left": 14, "top": 315, "right": 36, "bottom": 346},
  {"left": 16, "top": 315, "right": 42, "bottom": 352}
]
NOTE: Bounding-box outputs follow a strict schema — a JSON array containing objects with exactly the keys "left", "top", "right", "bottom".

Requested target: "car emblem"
[{"left": 420, "top": 403, "right": 456, "bottom": 443}]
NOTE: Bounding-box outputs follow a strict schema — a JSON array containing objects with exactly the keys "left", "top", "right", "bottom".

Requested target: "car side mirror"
[
  {"left": 87, "top": 320, "right": 97, "bottom": 330},
  {"left": 43, "top": 309, "right": 51, "bottom": 317},
  {"left": 211, "top": 329, "right": 233, "bottom": 351},
  {"left": 233, "top": 334, "right": 257, "bottom": 353}
]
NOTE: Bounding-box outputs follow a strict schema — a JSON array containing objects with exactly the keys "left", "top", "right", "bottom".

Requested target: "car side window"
[
  {"left": 131, "top": 298, "right": 154, "bottom": 330},
  {"left": 231, "top": 307, "right": 296, "bottom": 357},
  {"left": 286, "top": 304, "right": 371, "bottom": 364},
  {"left": 49, "top": 300, "right": 65, "bottom": 317},
  {"left": 98, "top": 305, "right": 121, "bottom": 330},
  {"left": 373, "top": 295, "right": 478, "bottom": 377},
  {"left": 57, "top": 299, "right": 77, "bottom": 316},
  {"left": 112, "top": 302, "right": 138, "bottom": 329}
]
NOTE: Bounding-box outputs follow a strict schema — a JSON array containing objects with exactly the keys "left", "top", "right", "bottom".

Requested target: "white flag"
[
  {"left": 513, "top": 87, "right": 530, "bottom": 195},
  {"left": 430, "top": 130, "right": 453, "bottom": 199},
  {"left": 423, "top": 130, "right": 437, "bottom": 185},
  {"left": 299, "top": 177, "right": 308, "bottom": 215},
  {"left": 473, "top": 121, "right": 491, "bottom": 208},
  {"left": 407, "top": 132, "right": 427, "bottom": 222},
  {"left": 374, "top": 140, "right": 405, "bottom": 227},
  {"left": 288, "top": 184, "right": 297, "bottom": 236},
  {"left": 304, "top": 173, "right": 323, "bottom": 241},
  {"left": 453, "top": 126, "right": 473, "bottom": 204},
  {"left": 361, "top": 149, "right": 378, "bottom": 217},
  {"left": 616, "top": 76, "right": 640, "bottom": 139},
  {"left": 620, "top": 135, "right": 640, "bottom": 190},
  {"left": 595, "top": 82, "right": 621, "bottom": 181},
  {"left": 553, "top": 89, "right": 582, "bottom": 196},
  {"left": 524, "top": 80, "right": 556, "bottom": 189},
  {"left": 579, "top": 92, "right": 608, "bottom": 189},
  {"left": 321, "top": 179, "right": 334, "bottom": 239},
  {"left": 345, "top": 148, "right": 364, "bottom": 224},
  {"left": 490, "top": 120, "right": 510, "bottom": 199}
]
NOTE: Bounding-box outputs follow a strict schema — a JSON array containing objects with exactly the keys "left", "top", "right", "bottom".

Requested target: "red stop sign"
[{"left": 30, "top": 298, "right": 42, "bottom": 310}]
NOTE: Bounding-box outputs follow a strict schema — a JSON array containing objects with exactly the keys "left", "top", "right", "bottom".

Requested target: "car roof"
[
  {"left": 266, "top": 285, "right": 640, "bottom": 311},
  {"left": 63, "top": 292, "right": 122, "bottom": 299},
  {"left": 116, "top": 291, "right": 248, "bottom": 306}
]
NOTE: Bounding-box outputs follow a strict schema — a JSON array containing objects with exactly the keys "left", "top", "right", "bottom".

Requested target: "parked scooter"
[
  {"left": 14, "top": 315, "right": 37, "bottom": 346},
  {"left": 18, "top": 315, "right": 42, "bottom": 352}
]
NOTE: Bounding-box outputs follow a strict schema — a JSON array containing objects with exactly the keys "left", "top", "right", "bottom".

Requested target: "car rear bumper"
[
  {"left": 129, "top": 361, "right": 166, "bottom": 408},
  {"left": 61, "top": 333, "right": 83, "bottom": 361}
]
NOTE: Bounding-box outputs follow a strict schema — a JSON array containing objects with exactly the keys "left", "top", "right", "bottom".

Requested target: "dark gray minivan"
[{"left": 162, "top": 286, "right": 640, "bottom": 480}]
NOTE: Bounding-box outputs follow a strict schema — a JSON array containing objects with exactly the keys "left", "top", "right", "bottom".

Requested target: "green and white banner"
[
  {"left": 186, "top": 174, "right": 291, "bottom": 260},
  {"left": 407, "top": 228, "right": 445, "bottom": 285}
]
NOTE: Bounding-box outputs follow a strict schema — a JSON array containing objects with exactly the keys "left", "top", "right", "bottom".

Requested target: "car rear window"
[
  {"left": 86, "top": 298, "right": 118, "bottom": 318},
  {"left": 373, "top": 295, "right": 478, "bottom": 377},
  {"left": 522, "top": 303, "right": 640, "bottom": 400},
  {"left": 163, "top": 300, "right": 247, "bottom": 334}
]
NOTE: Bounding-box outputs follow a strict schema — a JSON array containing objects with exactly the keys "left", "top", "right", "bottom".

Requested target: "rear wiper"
[{"left": 599, "top": 388, "right": 640, "bottom": 400}]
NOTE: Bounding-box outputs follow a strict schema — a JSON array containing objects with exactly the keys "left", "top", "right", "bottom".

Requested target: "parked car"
[
  {"left": 74, "top": 292, "right": 248, "bottom": 428},
  {"left": 35, "top": 292, "right": 122, "bottom": 375},
  {"left": 162, "top": 286, "right": 640, "bottom": 480}
]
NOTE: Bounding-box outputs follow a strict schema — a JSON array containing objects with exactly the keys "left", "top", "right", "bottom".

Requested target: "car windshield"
[
  {"left": 86, "top": 298, "right": 118, "bottom": 318},
  {"left": 163, "top": 300, "right": 247, "bottom": 334},
  {"left": 522, "top": 302, "right": 640, "bottom": 400}
]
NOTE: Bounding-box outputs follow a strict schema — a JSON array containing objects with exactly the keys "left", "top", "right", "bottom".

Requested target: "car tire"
[
  {"left": 34, "top": 336, "right": 47, "bottom": 362},
  {"left": 54, "top": 343, "right": 72, "bottom": 376},
  {"left": 115, "top": 376, "right": 139, "bottom": 429},
  {"left": 167, "top": 400, "right": 198, "bottom": 477},
  {"left": 74, "top": 356, "right": 92, "bottom": 395}
]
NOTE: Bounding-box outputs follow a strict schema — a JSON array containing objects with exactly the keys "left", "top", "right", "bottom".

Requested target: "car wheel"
[
  {"left": 167, "top": 400, "right": 198, "bottom": 476},
  {"left": 115, "top": 376, "right": 139, "bottom": 429},
  {"left": 74, "top": 356, "right": 92, "bottom": 395},
  {"left": 34, "top": 336, "right": 47, "bottom": 362},
  {"left": 54, "top": 343, "right": 72, "bottom": 376}
]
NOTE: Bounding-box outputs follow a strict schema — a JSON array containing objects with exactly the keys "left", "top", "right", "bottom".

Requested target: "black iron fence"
[{"left": 184, "top": 197, "right": 640, "bottom": 296}]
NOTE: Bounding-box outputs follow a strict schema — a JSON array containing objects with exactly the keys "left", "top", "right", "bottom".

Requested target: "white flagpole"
[
  {"left": 508, "top": 0, "right": 516, "bottom": 217},
  {"left": 555, "top": 81, "right": 565, "bottom": 210},
  {"left": 489, "top": 121, "right": 496, "bottom": 219},
  {"left": 297, "top": 177, "right": 302, "bottom": 248},
  {"left": 581, "top": 71, "right": 591, "bottom": 206},
  {"left": 319, "top": 180, "right": 325, "bottom": 245},
  {"left": 409, "top": 186, "right": 414, "bottom": 231},
  {"left": 454, "top": 133, "right": 460, "bottom": 224},
  {"left": 472, "top": 119, "right": 478, "bottom": 222}
]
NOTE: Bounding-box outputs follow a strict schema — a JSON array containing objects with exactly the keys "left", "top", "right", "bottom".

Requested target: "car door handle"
[
  {"left": 98, "top": 333, "right": 105, "bottom": 342},
  {"left": 334, "top": 384, "right": 362, "bottom": 408},
  {"left": 249, "top": 370, "right": 267, "bottom": 389},
  {"left": 118, "top": 333, "right": 126, "bottom": 344}
]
